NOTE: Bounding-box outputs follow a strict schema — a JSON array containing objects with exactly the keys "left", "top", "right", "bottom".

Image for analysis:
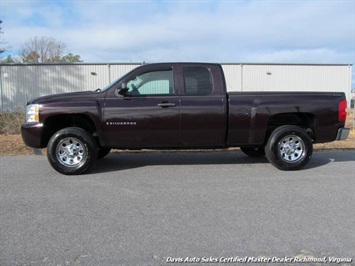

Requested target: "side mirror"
[{"left": 118, "top": 83, "right": 129, "bottom": 96}]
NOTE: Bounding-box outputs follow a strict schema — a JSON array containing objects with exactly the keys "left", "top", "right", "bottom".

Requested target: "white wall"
[{"left": 0, "top": 63, "right": 352, "bottom": 112}]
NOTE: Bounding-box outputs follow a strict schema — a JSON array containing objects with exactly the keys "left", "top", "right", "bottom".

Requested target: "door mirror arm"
[{"left": 117, "top": 83, "right": 130, "bottom": 97}]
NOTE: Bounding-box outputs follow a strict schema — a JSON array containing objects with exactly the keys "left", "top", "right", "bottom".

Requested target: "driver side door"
[{"left": 103, "top": 65, "right": 180, "bottom": 148}]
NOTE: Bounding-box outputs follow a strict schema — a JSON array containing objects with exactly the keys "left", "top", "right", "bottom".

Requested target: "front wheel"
[
  {"left": 47, "top": 127, "right": 98, "bottom": 175},
  {"left": 265, "top": 125, "right": 313, "bottom": 170}
]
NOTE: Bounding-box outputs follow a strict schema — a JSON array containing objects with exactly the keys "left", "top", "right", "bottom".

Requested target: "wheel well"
[
  {"left": 42, "top": 114, "right": 97, "bottom": 147},
  {"left": 267, "top": 113, "right": 317, "bottom": 141}
]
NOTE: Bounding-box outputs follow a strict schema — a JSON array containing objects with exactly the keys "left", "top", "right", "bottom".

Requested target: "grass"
[{"left": 0, "top": 110, "right": 25, "bottom": 135}]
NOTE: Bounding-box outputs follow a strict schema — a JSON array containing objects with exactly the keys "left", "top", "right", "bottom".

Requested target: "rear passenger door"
[{"left": 179, "top": 65, "right": 227, "bottom": 147}]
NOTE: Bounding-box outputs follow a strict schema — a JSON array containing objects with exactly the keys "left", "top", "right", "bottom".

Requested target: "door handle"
[{"left": 157, "top": 102, "right": 176, "bottom": 108}]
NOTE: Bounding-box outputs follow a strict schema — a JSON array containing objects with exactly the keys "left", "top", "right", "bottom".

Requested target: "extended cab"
[{"left": 21, "top": 63, "right": 350, "bottom": 174}]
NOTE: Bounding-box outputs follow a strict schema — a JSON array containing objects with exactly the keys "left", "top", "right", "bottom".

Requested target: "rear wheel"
[
  {"left": 47, "top": 127, "right": 98, "bottom": 175},
  {"left": 265, "top": 125, "right": 313, "bottom": 170},
  {"left": 240, "top": 146, "right": 265, "bottom": 157}
]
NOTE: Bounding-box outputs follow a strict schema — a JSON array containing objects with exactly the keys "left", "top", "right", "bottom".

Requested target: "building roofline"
[
  {"left": 0, "top": 62, "right": 352, "bottom": 67},
  {"left": 220, "top": 63, "right": 353, "bottom": 67},
  {"left": 0, "top": 62, "right": 142, "bottom": 67}
]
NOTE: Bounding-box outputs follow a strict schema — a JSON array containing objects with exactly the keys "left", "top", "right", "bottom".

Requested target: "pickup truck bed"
[{"left": 228, "top": 91, "right": 346, "bottom": 145}]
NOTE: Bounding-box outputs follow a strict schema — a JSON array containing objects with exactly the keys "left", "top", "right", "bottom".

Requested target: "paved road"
[{"left": 0, "top": 150, "right": 354, "bottom": 266}]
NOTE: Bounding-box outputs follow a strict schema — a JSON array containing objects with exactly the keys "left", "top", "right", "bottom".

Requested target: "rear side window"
[{"left": 183, "top": 66, "right": 212, "bottom": 95}]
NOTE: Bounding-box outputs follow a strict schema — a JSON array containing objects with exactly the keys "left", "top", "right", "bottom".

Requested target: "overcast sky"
[{"left": 0, "top": 0, "right": 354, "bottom": 68}]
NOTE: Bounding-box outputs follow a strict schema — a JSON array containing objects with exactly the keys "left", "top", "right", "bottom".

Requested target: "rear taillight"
[{"left": 338, "top": 99, "right": 347, "bottom": 122}]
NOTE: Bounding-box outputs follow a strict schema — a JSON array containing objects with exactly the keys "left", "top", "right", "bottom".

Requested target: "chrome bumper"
[{"left": 336, "top": 127, "right": 350, "bottom": 141}]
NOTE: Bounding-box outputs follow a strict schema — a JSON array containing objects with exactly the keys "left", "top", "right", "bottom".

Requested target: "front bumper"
[
  {"left": 336, "top": 127, "right": 350, "bottom": 141},
  {"left": 21, "top": 123, "right": 45, "bottom": 148}
]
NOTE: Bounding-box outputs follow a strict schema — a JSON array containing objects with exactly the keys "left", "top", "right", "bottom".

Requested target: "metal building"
[
  {"left": 0, "top": 63, "right": 140, "bottom": 112},
  {"left": 0, "top": 63, "right": 352, "bottom": 112}
]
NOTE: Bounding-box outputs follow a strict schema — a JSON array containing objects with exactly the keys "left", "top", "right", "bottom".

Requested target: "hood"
[{"left": 28, "top": 91, "right": 104, "bottom": 105}]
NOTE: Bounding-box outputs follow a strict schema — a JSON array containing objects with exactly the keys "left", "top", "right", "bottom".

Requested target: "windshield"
[{"left": 100, "top": 76, "right": 123, "bottom": 92}]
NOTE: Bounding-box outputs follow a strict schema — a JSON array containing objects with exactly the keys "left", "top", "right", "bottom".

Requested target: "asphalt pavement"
[{"left": 0, "top": 150, "right": 354, "bottom": 266}]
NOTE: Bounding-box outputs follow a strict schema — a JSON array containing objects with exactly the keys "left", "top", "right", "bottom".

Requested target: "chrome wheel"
[
  {"left": 56, "top": 137, "right": 87, "bottom": 167},
  {"left": 48, "top": 127, "right": 98, "bottom": 175},
  {"left": 266, "top": 125, "right": 313, "bottom": 170},
  {"left": 278, "top": 135, "right": 305, "bottom": 163}
]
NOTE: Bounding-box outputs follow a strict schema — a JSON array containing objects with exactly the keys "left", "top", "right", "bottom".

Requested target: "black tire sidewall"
[
  {"left": 265, "top": 125, "right": 313, "bottom": 170},
  {"left": 47, "top": 127, "right": 98, "bottom": 175}
]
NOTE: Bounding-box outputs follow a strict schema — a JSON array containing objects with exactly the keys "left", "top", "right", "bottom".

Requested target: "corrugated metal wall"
[
  {"left": 221, "top": 64, "right": 352, "bottom": 93},
  {"left": 220, "top": 64, "right": 243, "bottom": 91},
  {"left": 241, "top": 64, "right": 351, "bottom": 93},
  {"left": 221, "top": 64, "right": 352, "bottom": 103},
  {"left": 0, "top": 63, "right": 352, "bottom": 112},
  {"left": 0, "top": 63, "right": 139, "bottom": 112}
]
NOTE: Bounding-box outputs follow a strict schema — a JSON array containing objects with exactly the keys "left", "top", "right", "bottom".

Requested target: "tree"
[
  {"left": 0, "top": 20, "right": 7, "bottom": 54},
  {"left": 1, "top": 55, "right": 16, "bottom": 63},
  {"left": 20, "top": 36, "right": 82, "bottom": 63},
  {"left": 22, "top": 51, "right": 40, "bottom": 63},
  {"left": 60, "top": 53, "right": 83, "bottom": 63}
]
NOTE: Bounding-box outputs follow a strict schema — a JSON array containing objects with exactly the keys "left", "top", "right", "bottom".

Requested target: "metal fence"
[{"left": 0, "top": 63, "right": 352, "bottom": 112}]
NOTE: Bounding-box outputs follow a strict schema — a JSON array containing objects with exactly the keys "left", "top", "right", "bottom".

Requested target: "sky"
[{"left": 0, "top": 0, "right": 354, "bottom": 82}]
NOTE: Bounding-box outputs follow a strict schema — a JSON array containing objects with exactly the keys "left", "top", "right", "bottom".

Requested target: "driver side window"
[{"left": 127, "top": 69, "right": 174, "bottom": 95}]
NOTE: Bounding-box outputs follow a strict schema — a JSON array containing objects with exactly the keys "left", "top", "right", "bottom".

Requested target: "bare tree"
[
  {"left": 0, "top": 20, "right": 7, "bottom": 54},
  {"left": 21, "top": 36, "right": 68, "bottom": 63}
]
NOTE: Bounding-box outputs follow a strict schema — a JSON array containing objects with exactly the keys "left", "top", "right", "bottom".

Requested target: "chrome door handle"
[{"left": 157, "top": 102, "right": 176, "bottom": 108}]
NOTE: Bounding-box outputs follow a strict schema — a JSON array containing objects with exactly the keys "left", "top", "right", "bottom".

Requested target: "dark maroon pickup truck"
[{"left": 21, "top": 63, "right": 350, "bottom": 174}]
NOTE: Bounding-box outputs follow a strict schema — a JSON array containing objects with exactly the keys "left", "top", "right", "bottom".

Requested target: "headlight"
[{"left": 26, "top": 104, "right": 40, "bottom": 123}]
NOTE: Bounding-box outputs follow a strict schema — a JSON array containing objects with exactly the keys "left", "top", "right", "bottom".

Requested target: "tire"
[
  {"left": 265, "top": 125, "right": 313, "bottom": 171},
  {"left": 97, "top": 147, "right": 111, "bottom": 159},
  {"left": 47, "top": 127, "right": 98, "bottom": 175},
  {"left": 240, "top": 146, "right": 265, "bottom": 157}
]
